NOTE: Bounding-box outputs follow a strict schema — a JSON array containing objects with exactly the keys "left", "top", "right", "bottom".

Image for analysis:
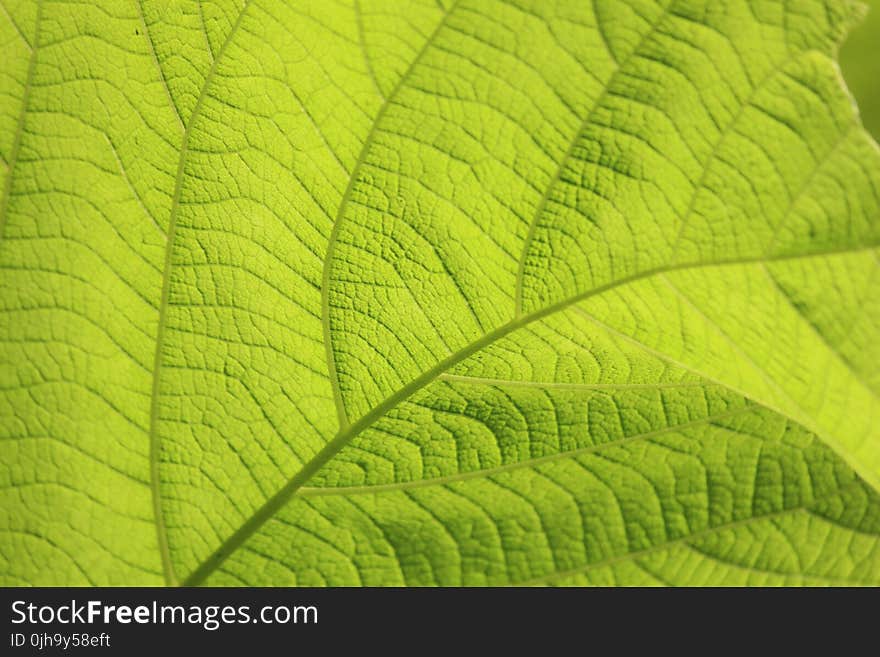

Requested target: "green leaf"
[
  {"left": 1, "top": 0, "right": 879, "bottom": 586},
  {"left": 840, "top": 0, "right": 880, "bottom": 140}
]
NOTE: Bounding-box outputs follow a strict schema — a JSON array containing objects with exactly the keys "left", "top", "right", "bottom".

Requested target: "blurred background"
[{"left": 840, "top": 0, "right": 880, "bottom": 139}]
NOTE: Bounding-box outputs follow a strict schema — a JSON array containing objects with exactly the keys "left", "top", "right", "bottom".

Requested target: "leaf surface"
[{"left": 1, "top": 0, "right": 878, "bottom": 586}]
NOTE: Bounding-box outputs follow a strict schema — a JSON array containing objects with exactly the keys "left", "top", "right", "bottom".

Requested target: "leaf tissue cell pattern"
[{"left": 0, "top": 0, "right": 878, "bottom": 586}]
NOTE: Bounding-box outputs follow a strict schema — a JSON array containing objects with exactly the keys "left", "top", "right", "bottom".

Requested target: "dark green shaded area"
[{"left": 841, "top": 0, "right": 880, "bottom": 139}]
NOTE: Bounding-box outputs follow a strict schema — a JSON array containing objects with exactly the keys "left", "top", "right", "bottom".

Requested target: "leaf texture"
[{"left": 1, "top": 0, "right": 879, "bottom": 586}]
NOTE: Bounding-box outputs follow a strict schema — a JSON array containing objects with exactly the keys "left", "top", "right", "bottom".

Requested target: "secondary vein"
[
  {"left": 0, "top": 0, "right": 41, "bottom": 239},
  {"left": 148, "top": 0, "right": 252, "bottom": 587},
  {"left": 320, "top": 1, "right": 458, "bottom": 431},
  {"left": 181, "top": 244, "right": 876, "bottom": 586}
]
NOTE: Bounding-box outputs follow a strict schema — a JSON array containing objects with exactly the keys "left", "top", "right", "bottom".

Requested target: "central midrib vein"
[
  {"left": 180, "top": 242, "right": 875, "bottom": 586},
  {"left": 163, "top": 0, "right": 880, "bottom": 585},
  {"left": 178, "top": 1, "right": 880, "bottom": 587},
  {"left": 174, "top": 3, "right": 878, "bottom": 585}
]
